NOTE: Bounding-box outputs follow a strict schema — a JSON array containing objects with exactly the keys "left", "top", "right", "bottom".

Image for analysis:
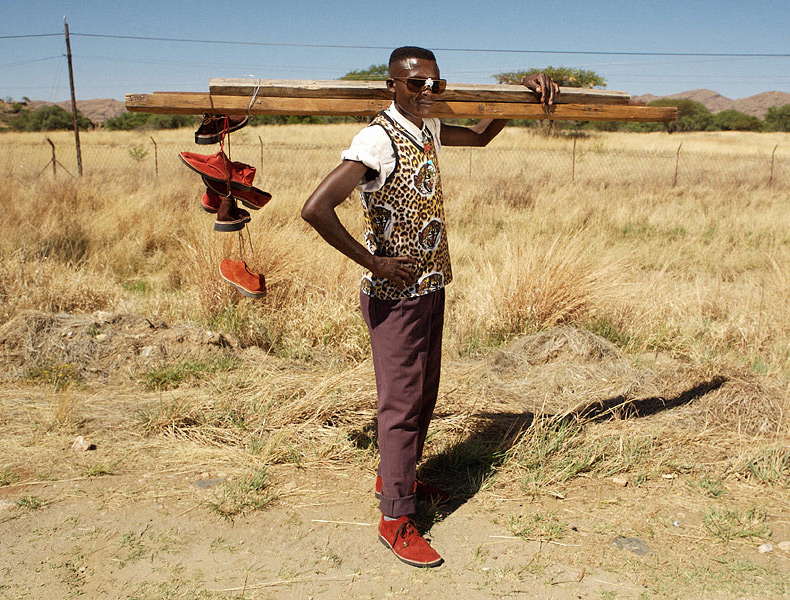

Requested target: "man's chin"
[
  {"left": 414, "top": 103, "right": 435, "bottom": 116},
  {"left": 394, "top": 102, "right": 434, "bottom": 123}
]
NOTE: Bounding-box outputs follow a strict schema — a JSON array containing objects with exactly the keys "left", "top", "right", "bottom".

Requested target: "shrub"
[
  {"left": 763, "top": 104, "right": 790, "bottom": 132},
  {"left": 648, "top": 99, "right": 713, "bottom": 132},
  {"left": 9, "top": 105, "right": 92, "bottom": 131},
  {"left": 104, "top": 112, "right": 200, "bottom": 130},
  {"left": 712, "top": 109, "right": 763, "bottom": 131}
]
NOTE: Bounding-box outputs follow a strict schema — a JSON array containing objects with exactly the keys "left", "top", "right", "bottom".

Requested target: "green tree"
[
  {"left": 494, "top": 67, "right": 606, "bottom": 88},
  {"left": 340, "top": 64, "right": 389, "bottom": 80},
  {"left": 763, "top": 104, "right": 790, "bottom": 132},
  {"left": 104, "top": 112, "right": 199, "bottom": 131},
  {"left": 10, "top": 105, "right": 92, "bottom": 131},
  {"left": 104, "top": 112, "right": 151, "bottom": 130},
  {"left": 712, "top": 109, "right": 762, "bottom": 131},
  {"left": 648, "top": 98, "right": 713, "bottom": 132}
]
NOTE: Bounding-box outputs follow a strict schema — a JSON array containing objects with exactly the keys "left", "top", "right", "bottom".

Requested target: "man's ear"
[{"left": 386, "top": 79, "right": 395, "bottom": 92}]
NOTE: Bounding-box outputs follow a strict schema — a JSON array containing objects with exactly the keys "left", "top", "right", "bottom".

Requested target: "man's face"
[{"left": 387, "top": 57, "right": 441, "bottom": 126}]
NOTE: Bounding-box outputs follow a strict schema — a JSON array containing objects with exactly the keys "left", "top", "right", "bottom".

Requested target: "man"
[{"left": 302, "top": 46, "right": 557, "bottom": 568}]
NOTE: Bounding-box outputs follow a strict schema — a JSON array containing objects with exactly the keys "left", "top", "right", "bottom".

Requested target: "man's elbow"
[{"left": 301, "top": 200, "right": 319, "bottom": 225}]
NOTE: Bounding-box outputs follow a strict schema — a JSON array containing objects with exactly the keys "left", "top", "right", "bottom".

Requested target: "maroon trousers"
[{"left": 359, "top": 288, "right": 445, "bottom": 518}]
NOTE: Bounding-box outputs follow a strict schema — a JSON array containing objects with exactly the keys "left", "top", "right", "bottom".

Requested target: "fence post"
[
  {"left": 572, "top": 138, "right": 577, "bottom": 182},
  {"left": 47, "top": 138, "right": 56, "bottom": 177},
  {"left": 768, "top": 144, "right": 778, "bottom": 187},
  {"left": 259, "top": 136, "right": 264, "bottom": 172},
  {"left": 673, "top": 143, "right": 683, "bottom": 188},
  {"left": 150, "top": 136, "right": 158, "bottom": 178}
]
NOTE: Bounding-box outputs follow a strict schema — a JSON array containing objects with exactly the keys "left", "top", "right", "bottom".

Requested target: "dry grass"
[
  {"left": 3, "top": 130, "right": 789, "bottom": 364},
  {"left": 1, "top": 124, "right": 789, "bottom": 502}
]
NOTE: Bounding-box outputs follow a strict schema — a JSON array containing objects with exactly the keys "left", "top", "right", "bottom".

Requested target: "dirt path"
[{"left": 2, "top": 383, "right": 788, "bottom": 600}]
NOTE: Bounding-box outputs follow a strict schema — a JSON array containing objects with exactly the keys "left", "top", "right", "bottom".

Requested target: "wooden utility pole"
[{"left": 64, "top": 18, "right": 83, "bottom": 176}]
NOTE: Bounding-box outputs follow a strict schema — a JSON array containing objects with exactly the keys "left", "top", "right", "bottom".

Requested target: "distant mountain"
[{"left": 631, "top": 89, "right": 790, "bottom": 119}]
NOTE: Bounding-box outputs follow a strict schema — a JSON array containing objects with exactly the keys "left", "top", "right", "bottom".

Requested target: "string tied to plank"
[{"left": 244, "top": 75, "right": 262, "bottom": 116}]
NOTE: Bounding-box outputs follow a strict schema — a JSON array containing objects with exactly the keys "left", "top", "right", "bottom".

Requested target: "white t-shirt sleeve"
[{"left": 340, "top": 124, "right": 396, "bottom": 192}]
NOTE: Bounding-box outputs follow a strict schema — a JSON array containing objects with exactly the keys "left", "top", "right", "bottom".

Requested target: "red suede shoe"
[
  {"left": 375, "top": 476, "right": 451, "bottom": 505},
  {"left": 219, "top": 259, "right": 266, "bottom": 298},
  {"left": 214, "top": 196, "right": 251, "bottom": 232},
  {"left": 203, "top": 175, "right": 272, "bottom": 211},
  {"left": 201, "top": 188, "right": 222, "bottom": 213},
  {"left": 378, "top": 516, "right": 443, "bottom": 568},
  {"left": 179, "top": 150, "right": 256, "bottom": 190}
]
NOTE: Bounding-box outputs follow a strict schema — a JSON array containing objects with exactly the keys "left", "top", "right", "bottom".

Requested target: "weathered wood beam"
[
  {"left": 209, "top": 78, "right": 631, "bottom": 105},
  {"left": 125, "top": 92, "right": 676, "bottom": 122}
]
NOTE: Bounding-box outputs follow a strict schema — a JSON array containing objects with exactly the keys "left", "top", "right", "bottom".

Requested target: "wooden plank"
[
  {"left": 125, "top": 93, "right": 677, "bottom": 122},
  {"left": 208, "top": 78, "right": 630, "bottom": 105}
]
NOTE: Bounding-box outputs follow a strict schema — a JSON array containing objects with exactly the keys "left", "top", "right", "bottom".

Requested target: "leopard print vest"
[{"left": 360, "top": 111, "right": 452, "bottom": 300}]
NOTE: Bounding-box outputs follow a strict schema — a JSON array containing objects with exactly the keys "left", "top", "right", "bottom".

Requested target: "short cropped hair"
[{"left": 388, "top": 46, "right": 437, "bottom": 69}]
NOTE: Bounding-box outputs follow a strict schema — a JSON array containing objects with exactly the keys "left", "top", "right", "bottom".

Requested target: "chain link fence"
[{"left": 1, "top": 129, "right": 787, "bottom": 192}]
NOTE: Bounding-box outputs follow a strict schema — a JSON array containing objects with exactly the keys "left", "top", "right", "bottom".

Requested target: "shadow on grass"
[
  {"left": 410, "top": 375, "right": 728, "bottom": 531},
  {"left": 571, "top": 376, "right": 728, "bottom": 422}
]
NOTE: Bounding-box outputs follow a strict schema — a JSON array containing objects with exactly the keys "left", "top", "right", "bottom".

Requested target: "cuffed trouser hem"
[{"left": 379, "top": 492, "right": 416, "bottom": 519}]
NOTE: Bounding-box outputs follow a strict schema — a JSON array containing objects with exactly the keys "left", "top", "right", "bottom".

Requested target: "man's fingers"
[
  {"left": 394, "top": 256, "right": 418, "bottom": 266},
  {"left": 382, "top": 256, "right": 418, "bottom": 287},
  {"left": 540, "top": 74, "right": 554, "bottom": 105}
]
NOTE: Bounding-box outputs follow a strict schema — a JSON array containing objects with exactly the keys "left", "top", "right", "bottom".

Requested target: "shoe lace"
[{"left": 394, "top": 519, "right": 419, "bottom": 547}]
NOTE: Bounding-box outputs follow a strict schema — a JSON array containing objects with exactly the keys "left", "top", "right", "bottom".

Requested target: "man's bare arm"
[
  {"left": 301, "top": 160, "right": 418, "bottom": 288},
  {"left": 440, "top": 119, "right": 509, "bottom": 147},
  {"left": 440, "top": 73, "right": 559, "bottom": 147}
]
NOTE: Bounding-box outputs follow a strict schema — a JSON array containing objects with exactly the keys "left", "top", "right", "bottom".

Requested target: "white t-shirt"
[{"left": 340, "top": 102, "right": 442, "bottom": 192}]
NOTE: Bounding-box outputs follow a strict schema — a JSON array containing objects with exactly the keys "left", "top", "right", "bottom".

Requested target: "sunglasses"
[{"left": 390, "top": 77, "right": 447, "bottom": 94}]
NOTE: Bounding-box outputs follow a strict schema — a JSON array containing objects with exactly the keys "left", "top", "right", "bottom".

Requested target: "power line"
[
  {"left": 0, "top": 56, "right": 63, "bottom": 69},
  {"left": 72, "top": 32, "right": 388, "bottom": 49},
  {"left": 0, "top": 33, "right": 61, "bottom": 39},
  {"left": 4, "top": 30, "right": 788, "bottom": 58},
  {"left": 69, "top": 32, "right": 790, "bottom": 58}
]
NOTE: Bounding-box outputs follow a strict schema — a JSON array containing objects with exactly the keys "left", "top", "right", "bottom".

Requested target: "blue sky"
[{"left": 1, "top": 0, "right": 788, "bottom": 103}]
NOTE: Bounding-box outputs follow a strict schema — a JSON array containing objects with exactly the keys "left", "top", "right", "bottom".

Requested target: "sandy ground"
[
  {"left": 3, "top": 387, "right": 789, "bottom": 600},
  {"left": 1, "top": 312, "right": 789, "bottom": 599}
]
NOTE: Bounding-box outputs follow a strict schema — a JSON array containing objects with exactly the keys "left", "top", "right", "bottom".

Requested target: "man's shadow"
[{"left": 350, "top": 375, "right": 727, "bottom": 531}]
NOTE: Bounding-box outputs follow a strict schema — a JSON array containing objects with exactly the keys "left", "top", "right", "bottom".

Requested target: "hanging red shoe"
[
  {"left": 201, "top": 188, "right": 222, "bottom": 213},
  {"left": 179, "top": 150, "right": 256, "bottom": 190},
  {"left": 202, "top": 175, "right": 271, "bottom": 211},
  {"left": 214, "top": 196, "right": 251, "bottom": 232},
  {"left": 195, "top": 114, "right": 249, "bottom": 145},
  {"left": 219, "top": 259, "right": 266, "bottom": 298}
]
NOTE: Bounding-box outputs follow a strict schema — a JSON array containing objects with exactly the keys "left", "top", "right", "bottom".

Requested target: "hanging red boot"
[
  {"left": 219, "top": 259, "right": 266, "bottom": 298},
  {"left": 214, "top": 196, "right": 251, "bottom": 232}
]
